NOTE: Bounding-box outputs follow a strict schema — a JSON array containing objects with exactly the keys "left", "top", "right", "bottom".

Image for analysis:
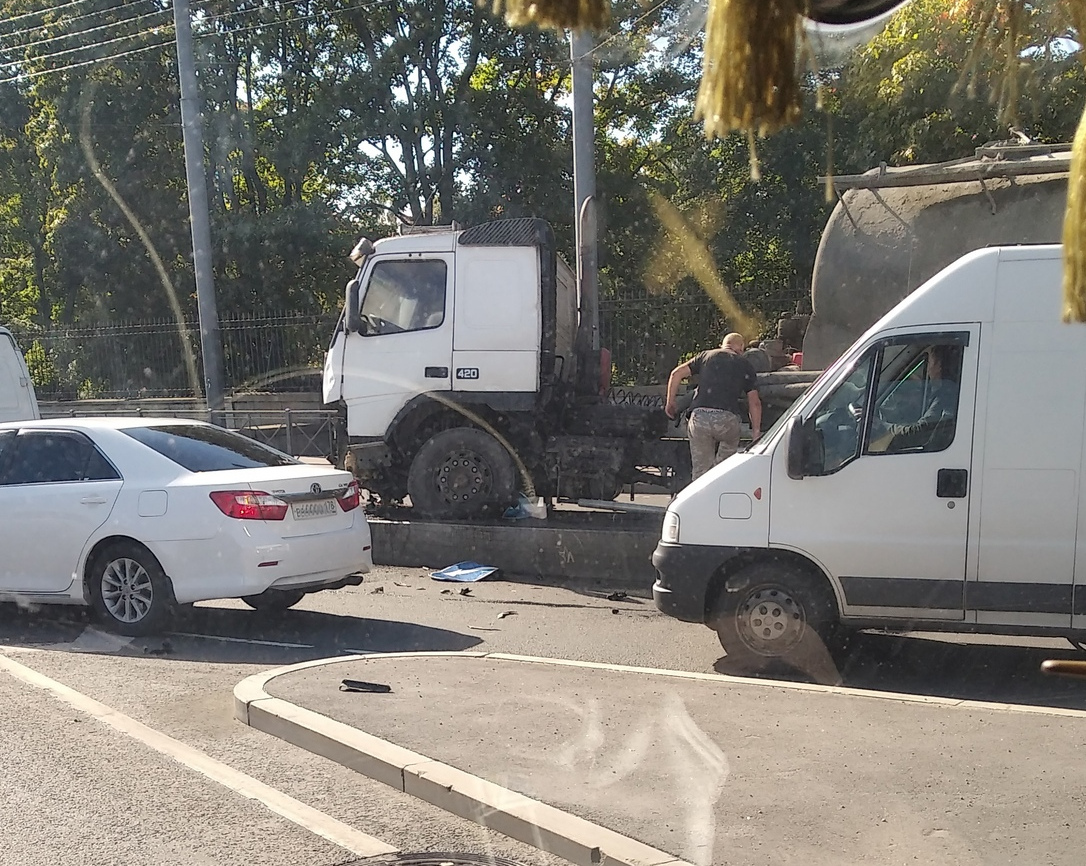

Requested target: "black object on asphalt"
[
  {"left": 340, "top": 679, "right": 393, "bottom": 693},
  {"left": 606, "top": 591, "right": 628, "bottom": 601}
]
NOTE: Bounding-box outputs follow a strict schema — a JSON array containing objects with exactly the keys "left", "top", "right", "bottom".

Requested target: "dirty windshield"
[{"left": 3, "top": 1, "right": 1086, "bottom": 865}]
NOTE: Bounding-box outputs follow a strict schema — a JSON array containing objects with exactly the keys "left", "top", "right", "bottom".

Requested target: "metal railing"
[
  {"left": 13, "top": 311, "right": 333, "bottom": 401},
  {"left": 40, "top": 404, "right": 343, "bottom": 463}
]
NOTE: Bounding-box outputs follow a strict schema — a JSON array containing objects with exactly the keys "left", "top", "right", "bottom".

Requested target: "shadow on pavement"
[
  {"left": 714, "top": 630, "right": 1086, "bottom": 710},
  {"left": 0, "top": 601, "right": 482, "bottom": 665}
]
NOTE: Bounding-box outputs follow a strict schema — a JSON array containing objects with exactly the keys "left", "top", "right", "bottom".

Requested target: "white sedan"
[{"left": 0, "top": 417, "right": 372, "bottom": 634}]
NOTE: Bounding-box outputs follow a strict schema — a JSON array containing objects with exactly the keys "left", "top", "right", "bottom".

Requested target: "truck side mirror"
[
  {"left": 345, "top": 279, "right": 362, "bottom": 333},
  {"left": 786, "top": 416, "right": 813, "bottom": 479}
]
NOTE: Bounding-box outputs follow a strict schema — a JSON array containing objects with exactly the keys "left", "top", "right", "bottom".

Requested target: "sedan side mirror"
[{"left": 345, "top": 279, "right": 362, "bottom": 334}]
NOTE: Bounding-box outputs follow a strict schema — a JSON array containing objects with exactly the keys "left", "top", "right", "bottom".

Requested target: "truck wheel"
[
  {"left": 710, "top": 560, "right": 844, "bottom": 672},
  {"left": 407, "top": 427, "right": 517, "bottom": 519}
]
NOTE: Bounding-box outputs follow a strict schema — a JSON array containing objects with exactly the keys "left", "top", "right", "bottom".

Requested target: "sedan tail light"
[
  {"left": 210, "top": 490, "right": 289, "bottom": 521},
  {"left": 337, "top": 480, "right": 361, "bottom": 512}
]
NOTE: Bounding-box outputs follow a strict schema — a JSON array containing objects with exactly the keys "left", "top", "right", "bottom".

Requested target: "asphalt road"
[{"left": 0, "top": 565, "right": 1084, "bottom": 866}]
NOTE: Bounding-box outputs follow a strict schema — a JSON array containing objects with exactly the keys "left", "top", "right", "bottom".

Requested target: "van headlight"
[{"left": 661, "top": 511, "right": 680, "bottom": 544}]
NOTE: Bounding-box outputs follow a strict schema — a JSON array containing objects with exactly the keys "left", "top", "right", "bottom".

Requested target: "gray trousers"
[{"left": 688, "top": 408, "right": 741, "bottom": 480}]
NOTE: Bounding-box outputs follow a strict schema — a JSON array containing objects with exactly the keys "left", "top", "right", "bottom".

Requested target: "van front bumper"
[{"left": 652, "top": 542, "right": 743, "bottom": 623}]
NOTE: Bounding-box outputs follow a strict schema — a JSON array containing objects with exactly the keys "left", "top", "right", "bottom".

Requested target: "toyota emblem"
[{"left": 310, "top": 482, "right": 322, "bottom": 494}]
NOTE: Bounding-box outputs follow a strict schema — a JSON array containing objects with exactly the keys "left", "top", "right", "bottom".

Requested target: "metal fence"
[
  {"left": 600, "top": 282, "right": 809, "bottom": 385},
  {"left": 41, "top": 404, "right": 343, "bottom": 462},
  {"left": 14, "top": 286, "right": 808, "bottom": 400},
  {"left": 13, "top": 311, "right": 332, "bottom": 401}
]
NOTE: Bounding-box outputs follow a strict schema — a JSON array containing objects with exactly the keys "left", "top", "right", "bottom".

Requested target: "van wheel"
[
  {"left": 407, "top": 427, "right": 517, "bottom": 519},
  {"left": 710, "top": 561, "right": 845, "bottom": 672}
]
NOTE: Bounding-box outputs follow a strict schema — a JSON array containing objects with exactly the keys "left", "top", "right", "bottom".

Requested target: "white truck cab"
[
  {"left": 653, "top": 245, "right": 1086, "bottom": 664},
  {"left": 0, "top": 328, "right": 39, "bottom": 423},
  {"left": 323, "top": 218, "right": 682, "bottom": 518},
  {"left": 324, "top": 221, "right": 578, "bottom": 441}
]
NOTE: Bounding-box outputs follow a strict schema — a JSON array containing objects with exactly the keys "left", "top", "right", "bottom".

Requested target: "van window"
[
  {"left": 809, "top": 334, "right": 967, "bottom": 473},
  {"left": 865, "top": 340, "right": 964, "bottom": 455},
  {"left": 811, "top": 357, "right": 874, "bottom": 474}
]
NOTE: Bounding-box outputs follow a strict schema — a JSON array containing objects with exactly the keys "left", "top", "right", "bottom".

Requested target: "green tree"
[{"left": 831, "top": 0, "right": 1086, "bottom": 169}]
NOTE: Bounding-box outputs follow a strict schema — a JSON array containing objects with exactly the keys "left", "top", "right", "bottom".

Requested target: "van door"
[
  {"left": 0, "top": 330, "right": 38, "bottom": 422},
  {"left": 337, "top": 255, "right": 454, "bottom": 438},
  {"left": 771, "top": 327, "right": 979, "bottom": 621}
]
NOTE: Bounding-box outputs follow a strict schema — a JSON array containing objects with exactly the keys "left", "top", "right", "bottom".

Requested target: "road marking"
[
  {"left": 0, "top": 651, "right": 397, "bottom": 860},
  {"left": 167, "top": 631, "right": 315, "bottom": 649},
  {"left": 43, "top": 626, "right": 133, "bottom": 654}
]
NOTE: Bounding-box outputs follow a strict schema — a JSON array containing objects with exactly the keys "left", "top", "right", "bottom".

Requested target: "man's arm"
[
  {"left": 746, "top": 388, "right": 762, "bottom": 439},
  {"left": 665, "top": 363, "right": 692, "bottom": 419}
]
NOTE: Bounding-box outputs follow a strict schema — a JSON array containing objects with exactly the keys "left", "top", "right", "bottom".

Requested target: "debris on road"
[
  {"left": 340, "top": 679, "right": 392, "bottom": 694},
  {"left": 371, "top": 585, "right": 385, "bottom": 594},
  {"left": 143, "top": 640, "right": 173, "bottom": 656},
  {"left": 432, "top": 561, "right": 499, "bottom": 582},
  {"left": 440, "top": 589, "right": 452, "bottom": 595},
  {"left": 459, "top": 587, "right": 473, "bottom": 596},
  {"left": 497, "top": 610, "right": 518, "bottom": 619},
  {"left": 612, "top": 609, "right": 620, "bottom": 615},
  {"left": 502, "top": 493, "right": 547, "bottom": 520},
  {"left": 606, "top": 591, "right": 628, "bottom": 601}
]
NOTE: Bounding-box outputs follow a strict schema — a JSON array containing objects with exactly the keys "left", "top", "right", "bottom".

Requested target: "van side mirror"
[
  {"left": 786, "top": 416, "right": 818, "bottom": 479},
  {"left": 345, "top": 279, "right": 362, "bottom": 333}
]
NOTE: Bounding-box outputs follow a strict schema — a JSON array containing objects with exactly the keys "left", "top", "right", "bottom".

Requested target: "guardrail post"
[{"left": 284, "top": 408, "right": 294, "bottom": 455}]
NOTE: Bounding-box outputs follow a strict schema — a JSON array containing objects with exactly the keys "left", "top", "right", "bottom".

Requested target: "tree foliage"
[{"left": 0, "top": 0, "right": 1084, "bottom": 392}]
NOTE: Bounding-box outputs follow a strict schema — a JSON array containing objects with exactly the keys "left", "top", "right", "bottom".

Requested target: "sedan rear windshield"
[{"left": 123, "top": 425, "right": 299, "bottom": 472}]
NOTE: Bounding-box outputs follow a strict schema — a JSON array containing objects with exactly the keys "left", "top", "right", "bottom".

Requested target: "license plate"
[{"left": 292, "top": 499, "right": 338, "bottom": 520}]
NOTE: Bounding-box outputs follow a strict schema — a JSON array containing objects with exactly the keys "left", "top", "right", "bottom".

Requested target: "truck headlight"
[{"left": 662, "top": 511, "right": 680, "bottom": 544}]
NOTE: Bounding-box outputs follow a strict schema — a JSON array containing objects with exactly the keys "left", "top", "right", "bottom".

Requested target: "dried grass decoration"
[
  {"left": 694, "top": 0, "right": 805, "bottom": 170},
  {"left": 1063, "top": 0, "right": 1086, "bottom": 322},
  {"left": 489, "top": 0, "right": 611, "bottom": 30}
]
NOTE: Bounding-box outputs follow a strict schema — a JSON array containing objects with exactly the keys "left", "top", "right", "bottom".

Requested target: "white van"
[
  {"left": 653, "top": 245, "right": 1086, "bottom": 664},
  {"left": 0, "top": 328, "right": 39, "bottom": 423}
]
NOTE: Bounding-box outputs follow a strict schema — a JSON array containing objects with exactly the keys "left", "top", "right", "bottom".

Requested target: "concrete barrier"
[{"left": 369, "top": 510, "right": 663, "bottom": 588}]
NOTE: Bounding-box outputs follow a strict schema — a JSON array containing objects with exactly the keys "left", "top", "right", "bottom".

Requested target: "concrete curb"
[
  {"left": 235, "top": 652, "right": 691, "bottom": 866},
  {"left": 234, "top": 651, "right": 1086, "bottom": 866}
]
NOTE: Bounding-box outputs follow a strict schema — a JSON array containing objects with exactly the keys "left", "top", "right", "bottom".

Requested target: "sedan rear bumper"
[
  {"left": 149, "top": 515, "right": 373, "bottom": 604},
  {"left": 267, "top": 571, "right": 365, "bottom": 592}
]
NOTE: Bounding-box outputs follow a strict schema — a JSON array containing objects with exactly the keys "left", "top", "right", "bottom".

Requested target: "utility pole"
[
  {"left": 571, "top": 29, "right": 599, "bottom": 355},
  {"left": 173, "top": 0, "right": 226, "bottom": 413}
]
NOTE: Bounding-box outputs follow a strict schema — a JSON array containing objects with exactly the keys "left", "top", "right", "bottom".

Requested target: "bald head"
[{"left": 721, "top": 333, "right": 746, "bottom": 353}]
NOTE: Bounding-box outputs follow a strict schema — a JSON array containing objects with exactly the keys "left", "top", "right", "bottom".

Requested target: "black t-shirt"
[{"left": 688, "top": 349, "right": 758, "bottom": 414}]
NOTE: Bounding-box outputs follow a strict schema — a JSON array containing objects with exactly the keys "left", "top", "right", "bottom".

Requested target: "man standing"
[{"left": 665, "top": 333, "right": 762, "bottom": 481}]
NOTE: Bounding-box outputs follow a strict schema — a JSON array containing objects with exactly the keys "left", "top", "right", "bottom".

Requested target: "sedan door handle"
[{"left": 80, "top": 496, "right": 108, "bottom": 506}]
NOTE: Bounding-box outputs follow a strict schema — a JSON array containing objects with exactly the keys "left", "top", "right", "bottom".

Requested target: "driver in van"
[{"left": 871, "top": 343, "right": 961, "bottom": 452}]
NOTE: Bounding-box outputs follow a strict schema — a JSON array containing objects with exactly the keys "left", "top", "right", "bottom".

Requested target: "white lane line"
[
  {"left": 43, "top": 626, "right": 134, "bottom": 654},
  {"left": 168, "top": 631, "right": 315, "bottom": 649},
  {"left": 0, "top": 651, "right": 397, "bottom": 859}
]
